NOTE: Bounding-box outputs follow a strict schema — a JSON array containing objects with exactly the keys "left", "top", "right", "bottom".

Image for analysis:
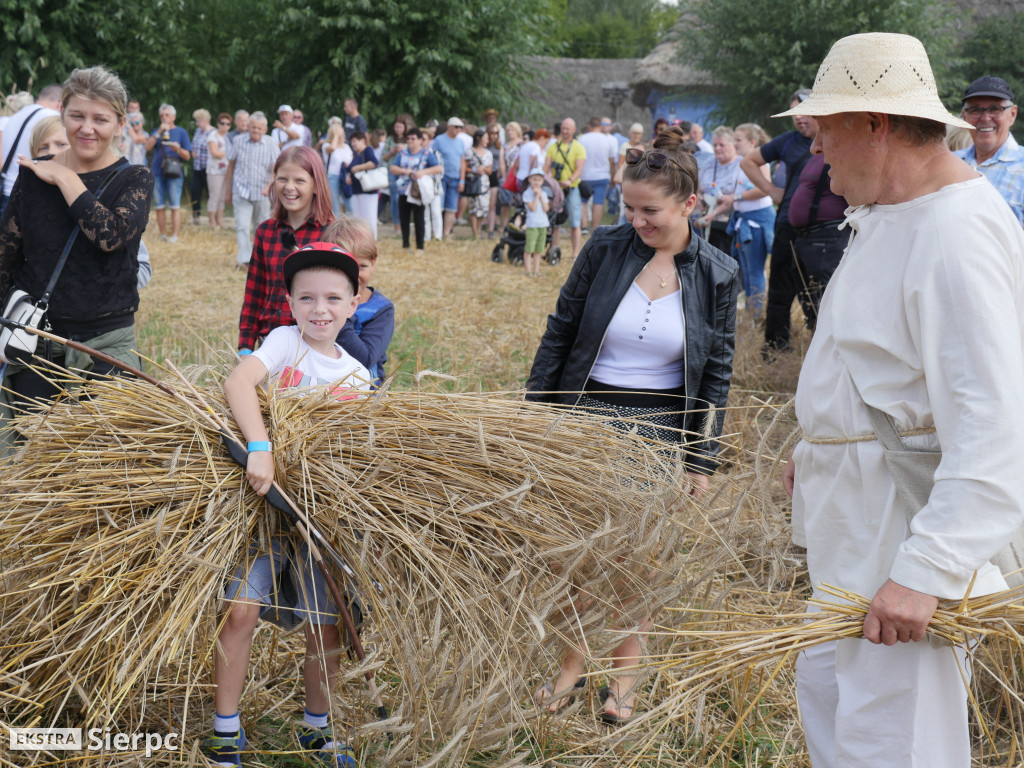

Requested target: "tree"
[
  {"left": 545, "top": 0, "right": 679, "bottom": 59},
  {"left": 681, "top": 0, "right": 956, "bottom": 128},
  {"left": 243, "top": 0, "right": 553, "bottom": 128}
]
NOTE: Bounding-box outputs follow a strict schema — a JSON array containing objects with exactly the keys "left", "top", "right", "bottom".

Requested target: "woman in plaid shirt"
[{"left": 237, "top": 146, "right": 334, "bottom": 352}]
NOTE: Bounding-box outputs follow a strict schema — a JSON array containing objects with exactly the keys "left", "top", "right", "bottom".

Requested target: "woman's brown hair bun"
[{"left": 623, "top": 126, "right": 699, "bottom": 201}]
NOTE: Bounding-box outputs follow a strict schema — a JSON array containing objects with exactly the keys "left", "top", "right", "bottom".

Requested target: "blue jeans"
[
  {"left": 153, "top": 174, "right": 184, "bottom": 209},
  {"left": 388, "top": 172, "right": 400, "bottom": 224},
  {"left": 729, "top": 206, "right": 776, "bottom": 314},
  {"left": 564, "top": 186, "right": 582, "bottom": 228},
  {"left": 442, "top": 177, "right": 461, "bottom": 212},
  {"left": 586, "top": 178, "right": 610, "bottom": 205},
  {"left": 328, "top": 174, "right": 343, "bottom": 218}
]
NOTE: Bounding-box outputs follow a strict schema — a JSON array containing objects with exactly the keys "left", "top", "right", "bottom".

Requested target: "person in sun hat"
[
  {"left": 778, "top": 33, "right": 1024, "bottom": 767},
  {"left": 954, "top": 76, "right": 1024, "bottom": 225}
]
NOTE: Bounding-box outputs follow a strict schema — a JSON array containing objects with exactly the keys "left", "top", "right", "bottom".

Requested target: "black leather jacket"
[{"left": 526, "top": 223, "right": 739, "bottom": 474}]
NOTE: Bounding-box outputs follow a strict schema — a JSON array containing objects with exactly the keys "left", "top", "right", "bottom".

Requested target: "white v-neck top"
[{"left": 590, "top": 281, "right": 685, "bottom": 389}]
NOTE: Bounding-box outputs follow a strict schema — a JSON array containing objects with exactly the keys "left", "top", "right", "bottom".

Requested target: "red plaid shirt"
[{"left": 237, "top": 216, "right": 327, "bottom": 350}]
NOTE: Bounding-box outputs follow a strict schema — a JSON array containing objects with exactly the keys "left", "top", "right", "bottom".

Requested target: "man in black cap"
[{"left": 956, "top": 76, "right": 1024, "bottom": 225}]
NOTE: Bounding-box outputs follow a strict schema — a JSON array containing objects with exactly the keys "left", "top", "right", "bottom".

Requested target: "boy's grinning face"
[{"left": 286, "top": 269, "right": 358, "bottom": 354}]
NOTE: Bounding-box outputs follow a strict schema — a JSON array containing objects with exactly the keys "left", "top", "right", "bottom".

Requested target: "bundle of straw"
[{"left": 0, "top": 364, "right": 703, "bottom": 766}]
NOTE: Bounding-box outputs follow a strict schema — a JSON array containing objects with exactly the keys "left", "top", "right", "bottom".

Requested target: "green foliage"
[
  {"left": 2, "top": 0, "right": 553, "bottom": 131},
  {"left": 547, "top": 0, "right": 679, "bottom": 59},
  {"left": 682, "top": 0, "right": 956, "bottom": 128},
  {"left": 957, "top": 11, "right": 1024, "bottom": 107}
]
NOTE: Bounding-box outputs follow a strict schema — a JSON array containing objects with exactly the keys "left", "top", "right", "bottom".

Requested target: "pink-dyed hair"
[{"left": 270, "top": 146, "right": 334, "bottom": 226}]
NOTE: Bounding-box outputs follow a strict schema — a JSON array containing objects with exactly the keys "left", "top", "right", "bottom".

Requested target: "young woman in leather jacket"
[{"left": 526, "top": 125, "right": 739, "bottom": 724}]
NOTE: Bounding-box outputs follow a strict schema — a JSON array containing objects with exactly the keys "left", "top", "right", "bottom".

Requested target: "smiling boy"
[{"left": 207, "top": 242, "right": 368, "bottom": 767}]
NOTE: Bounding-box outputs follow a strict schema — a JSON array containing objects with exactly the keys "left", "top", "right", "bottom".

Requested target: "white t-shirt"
[
  {"left": 522, "top": 187, "right": 550, "bottom": 228},
  {"left": 579, "top": 131, "right": 617, "bottom": 182},
  {"left": 272, "top": 125, "right": 304, "bottom": 150},
  {"left": 2, "top": 104, "right": 60, "bottom": 196},
  {"left": 516, "top": 141, "right": 542, "bottom": 181},
  {"left": 589, "top": 282, "right": 685, "bottom": 389},
  {"left": 253, "top": 326, "right": 371, "bottom": 396},
  {"left": 205, "top": 130, "right": 229, "bottom": 176},
  {"left": 457, "top": 132, "right": 472, "bottom": 153},
  {"left": 327, "top": 144, "right": 353, "bottom": 177}
]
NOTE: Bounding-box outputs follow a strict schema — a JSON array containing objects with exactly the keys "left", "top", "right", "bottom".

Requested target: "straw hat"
[{"left": 774, "top": 33, "right": 972, "bottom": 129}]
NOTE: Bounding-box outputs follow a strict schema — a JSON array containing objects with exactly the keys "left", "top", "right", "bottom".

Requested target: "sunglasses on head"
[{"left": 624, "top": 148, "right": 687, "bottom": 173}]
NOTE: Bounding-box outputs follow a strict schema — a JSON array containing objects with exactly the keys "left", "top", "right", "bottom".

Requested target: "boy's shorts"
[
  {"left": 153, "top": 175, "right": 184, "bottom": 210},
  {"left": 525, "top": 226, "right": 546, "bottom": 254},
  {"left": 225, "top": 536, "right": 337, "bottom": 624},
  {"left": 586, "top": 178, "right": 610, "bottom": 205}
]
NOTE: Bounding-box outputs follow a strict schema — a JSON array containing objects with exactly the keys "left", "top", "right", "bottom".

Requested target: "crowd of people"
[{"left": 3, "top": 37, "right": 1024, "bottom": 768}]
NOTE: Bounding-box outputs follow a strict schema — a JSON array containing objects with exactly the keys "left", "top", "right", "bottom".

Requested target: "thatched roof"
[{"left": 629, "top": 14, "right": 714, "bottom": 108}]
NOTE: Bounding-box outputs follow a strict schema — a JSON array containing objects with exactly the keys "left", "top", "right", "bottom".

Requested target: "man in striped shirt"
[{"left": 226, "top": 111, "right": 280, "bottom": 267}]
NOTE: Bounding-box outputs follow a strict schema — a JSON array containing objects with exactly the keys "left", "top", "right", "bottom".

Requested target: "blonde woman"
[
  {"left": 205, "top": 112, "right": 231, "bottom": 229},
  {"left": 0, "top": 65, "right": 153, "bottom": 423},
  {"left": 190, "top": 108, "right": 213, "bottom": 225},
  {"left": 729, "top": 123, "right": 774, "bottom": 318}
]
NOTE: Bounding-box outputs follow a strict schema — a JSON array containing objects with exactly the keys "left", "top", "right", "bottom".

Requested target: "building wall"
[{"left": 508, "top": 57, "right": 651, "bottom": 135}]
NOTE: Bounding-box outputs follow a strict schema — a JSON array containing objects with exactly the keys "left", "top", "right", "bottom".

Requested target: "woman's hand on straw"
[{"left": 863, "top": 579, "right": 939, "bottom": 645}]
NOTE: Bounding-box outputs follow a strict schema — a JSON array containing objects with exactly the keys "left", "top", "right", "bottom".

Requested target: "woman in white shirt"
[
  {"left": 205, "top": 112, "right": 231, "bottom": 229},
  {"left": 323, "top": 124, "right": 352, "bottom": 218},
  {"left": 728, "top": 123, "right": 775, "bottom": 319},
  {"left": 526, "top": 126, "right": 739, "bottom": 726}
]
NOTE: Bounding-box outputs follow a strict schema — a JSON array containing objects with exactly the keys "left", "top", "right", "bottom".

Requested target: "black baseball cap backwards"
[
  {"left": 283, "top": 241, "right": 359, "bottom": 294},
  {"left": 963, "top": 76, "right": 1015, "bottom": 103}
]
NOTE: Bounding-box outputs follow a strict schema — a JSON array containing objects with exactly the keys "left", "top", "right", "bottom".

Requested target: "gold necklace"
[{"left": 646, "top": 263, "right": 673, "bottom": 288}]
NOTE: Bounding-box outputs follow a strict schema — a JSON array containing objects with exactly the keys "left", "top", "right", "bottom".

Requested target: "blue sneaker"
[
  {"left": 297, "top": 725, "right": 356, "bottom": 767},
  {"left": 202, "top": 727, "right": 247, "bottom": 766}
]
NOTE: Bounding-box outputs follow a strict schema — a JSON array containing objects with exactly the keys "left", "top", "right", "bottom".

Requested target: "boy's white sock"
[
  {"left": 304, "top": 709, "right": 329, "bottom": 730},
  {"left": 214, "top": 712, "right": 240, "bottom": 735}
]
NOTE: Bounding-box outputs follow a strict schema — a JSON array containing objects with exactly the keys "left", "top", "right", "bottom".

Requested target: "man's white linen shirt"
[{"left": 793, "top": 176, "right": 1024, "bottom": 601}]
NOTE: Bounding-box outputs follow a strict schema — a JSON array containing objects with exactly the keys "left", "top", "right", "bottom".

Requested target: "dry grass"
[{"left": 1, "top": 219, "right": 1021, "bottom": 767}]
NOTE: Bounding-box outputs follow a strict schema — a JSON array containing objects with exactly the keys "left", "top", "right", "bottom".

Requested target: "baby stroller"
[{"left": 491, "top": 172, "right": 566, "bottom": 267}]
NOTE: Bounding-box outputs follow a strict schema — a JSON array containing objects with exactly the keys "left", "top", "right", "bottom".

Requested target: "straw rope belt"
[{"left": 801, "top": 426, "right": 936, "bottom": 445}]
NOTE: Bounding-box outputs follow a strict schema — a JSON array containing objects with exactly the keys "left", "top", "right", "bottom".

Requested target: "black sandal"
[
  {"left": 598, "top": 686, "right": 635, "bottom": 726},
  {"left": 535, "top": 677, "right": 587, "bottom": 714}
]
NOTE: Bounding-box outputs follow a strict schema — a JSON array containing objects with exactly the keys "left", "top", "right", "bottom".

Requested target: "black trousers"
[
  {"left": 792, "top": 222, "right": 850, "bottom": 327},
  {"left": 190, "top": 167, "right": 208, "bottom": 218},
  {"left": 763, "top": 220, "right": 814, "bottom": 350},
  {"left": 399, "top": 195, "right": 425, "bottom": 249}
]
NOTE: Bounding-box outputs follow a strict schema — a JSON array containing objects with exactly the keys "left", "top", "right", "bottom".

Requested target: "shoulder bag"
[
  {"left": 463, "top": 151, "right": 485, "bottom": 196},
  {"left": 0, "top": 163, "right": 130, "bottom": 364},
  {"left": 354, "top": 151, "right": 387, "bottom": 192},
  {"left": 160, "top": 136, "right": 183, "bottom": 178},
  {"left": 863, "top": 402, "right": 1024, "bottom": 588}
]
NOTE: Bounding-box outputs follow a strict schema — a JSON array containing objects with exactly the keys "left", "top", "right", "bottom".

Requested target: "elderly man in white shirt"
[
  {"left": 225, "top": 111, "right": 280, "bottom": 266},
  {"left": 780, "top": 33, "right": 1024, "bottom": 768}
]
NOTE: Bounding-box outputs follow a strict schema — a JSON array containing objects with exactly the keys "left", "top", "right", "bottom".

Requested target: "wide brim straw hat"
[{"left": 773, "top": 33, "right": 972, "bottom": 130}]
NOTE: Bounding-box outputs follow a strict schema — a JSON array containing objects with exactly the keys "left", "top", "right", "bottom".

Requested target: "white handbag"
[
  {"left": 354, "top": 165, "right": 388, "bottom": 192},
  {"left": 0, "top": 289, "right": 46, "bottom": 364}
]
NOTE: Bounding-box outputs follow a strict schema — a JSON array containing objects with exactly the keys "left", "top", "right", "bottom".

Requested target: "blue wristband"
[
  {"left": 247, "top": 441, "right": 272, "bottom": 453},
  {"left": 238, "top": 349, "right": 252, "bottom": 357}
]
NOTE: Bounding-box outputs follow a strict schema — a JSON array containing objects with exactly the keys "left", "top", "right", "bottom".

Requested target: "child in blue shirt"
[
  {"left": 521, "top": 168, "right": 550, "bottom": 278},
  {"left": 324, "top": 215, "right": 395, "bottom": 385}
]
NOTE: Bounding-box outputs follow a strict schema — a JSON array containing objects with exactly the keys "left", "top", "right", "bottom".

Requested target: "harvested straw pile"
[{"left": 0, "top": 362, "right": 708, "bottom": 766}]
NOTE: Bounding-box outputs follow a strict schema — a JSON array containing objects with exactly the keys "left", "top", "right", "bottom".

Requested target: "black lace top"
[{"left": 0, "top": 158, "right": 154, "bottom": 332}]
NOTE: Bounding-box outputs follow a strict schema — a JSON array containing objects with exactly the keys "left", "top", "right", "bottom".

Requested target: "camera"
[{"left": 550, "top": 161, "right": 565, "bottom": 179}]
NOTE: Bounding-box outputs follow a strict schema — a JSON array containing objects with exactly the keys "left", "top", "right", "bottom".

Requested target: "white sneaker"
[{"left": 169, "top": 235, "right": 179, "bottom": 244}]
